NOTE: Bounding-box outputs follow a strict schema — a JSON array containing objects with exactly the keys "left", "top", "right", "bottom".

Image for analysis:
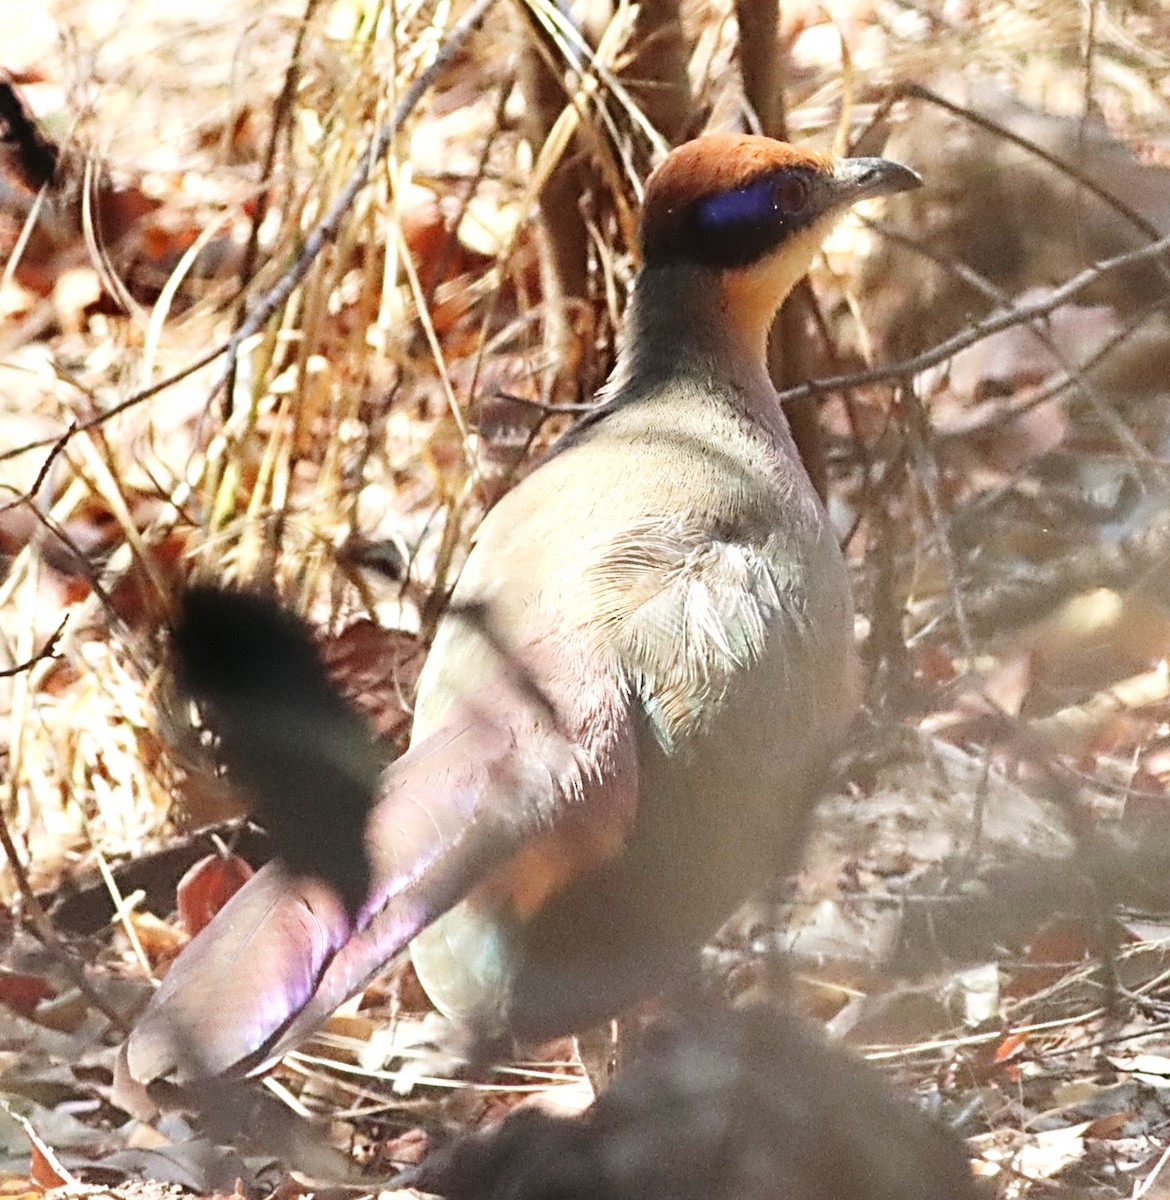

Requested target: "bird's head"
[{"left": 639, "top": 133, "right": 922, "bottom": 345}]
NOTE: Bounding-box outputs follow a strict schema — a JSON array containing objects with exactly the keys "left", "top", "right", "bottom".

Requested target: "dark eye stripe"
[
  {"left": 694, "top": 178, "right": 778, "bottom": 230},
  {"left": 644, "top": 167, "right": 822, "bottom": 269}
]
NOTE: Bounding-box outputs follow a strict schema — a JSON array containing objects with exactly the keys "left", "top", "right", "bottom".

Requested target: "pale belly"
[{"left": 409, "top": 537, "right": 856, "bottom": 1039}]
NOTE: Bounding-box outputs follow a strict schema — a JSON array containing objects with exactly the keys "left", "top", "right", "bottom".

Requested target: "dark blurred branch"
[
  {"left": 0, "top": 71, "right": 59, "bottom": 189},
  {"left": 0, "top": 617, "right": 65, "bottom": 678},
  {"left": 733, "top": 0, "right": 832, "bottom": 500}
]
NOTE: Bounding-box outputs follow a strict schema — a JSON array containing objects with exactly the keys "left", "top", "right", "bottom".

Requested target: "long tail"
[{"left": 116, "top": 716, "right": 562, "bottom": 1112}]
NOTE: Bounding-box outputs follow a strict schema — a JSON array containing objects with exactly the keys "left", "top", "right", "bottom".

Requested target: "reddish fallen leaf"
[
  {"left": 176, "top": 852, "right": 255, "bottom": 937},
  {"left": 993, "top": 1032, "right": 1027, "bottom": 1064},
  {"left": 399, "top": 183, "right": 453, "bottom": 286},
  {"left": 915, "top": 644, "right": 958, "bottom": 687},
  {"left": 28, "top": 1143, "right": 67, "bottom": 1190},
  {"left": 141, "top": 220, "right": 196, "bottom": 263},
  {"left": 6, "top": 179, "right": 161, "bottom": 298},
  {"left": 397, "top": 182, "right": 489, "bottom": 295},
  {"left": 104, "top": 529, "right": 189, "bottom": 629},
  {"left": 1025, "top": 919, "right": 1097, "bottom": 966},
  {"left": 0, "top": 970, "right": 55, "bottom": 1017},
  {"left": 1004, "top": 917, "right": 1101, "bottom": 999},
  {"left": 318, "top": 618, "right": 422, "bottom": 749}
]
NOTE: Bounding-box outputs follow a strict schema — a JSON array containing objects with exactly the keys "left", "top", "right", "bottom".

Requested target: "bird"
[{"left": 117, "top": 133, "right": 921, "bottom": 1107}]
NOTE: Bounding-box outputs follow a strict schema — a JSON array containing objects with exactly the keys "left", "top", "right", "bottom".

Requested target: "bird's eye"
[{"left": 772, "top": 174, "right": 810, "bottom": 215}]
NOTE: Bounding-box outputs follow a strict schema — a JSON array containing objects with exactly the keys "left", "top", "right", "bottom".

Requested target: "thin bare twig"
[
  {"left": 932, "top": 297, "right": 1167, "bottom": 443},
  {"left": 778, "top": 229, "right": 1170, "bottom": 408},
  {"left": 215, "top": 0, "right": 499, "bottom": 410},
  {"left": 0, "top": 0, "right": 498, "bottom": 470},
  {"left": 868, "top": 218, "right": 1148, "bottom": 458},
  {"left": 222, "top": 0, "right": 325, "bottom": 421},
  {"left": 0, "top": 804, "right": 132, "bottom": 1033},
  {"left": 0, "top": 617, "right": 66, "bottom": 677},
  {"left": 898, "top": 383, "right": 975, "bottom": 662},
  {"left": 895, "top": 83, "right": 1170, "bottom": 258}
]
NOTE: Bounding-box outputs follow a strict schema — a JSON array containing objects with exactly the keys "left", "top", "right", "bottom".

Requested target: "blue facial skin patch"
[
  {"left": 694, "top": 177, "right": 788, "bottom": 232},
  {"left": 681, "top": 172, "right": 814, "bottom": 269}
]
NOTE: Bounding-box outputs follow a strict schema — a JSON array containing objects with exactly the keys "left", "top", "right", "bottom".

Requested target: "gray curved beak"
[{"left": 832, "top": 156, "right": 923, "bottom": 205}]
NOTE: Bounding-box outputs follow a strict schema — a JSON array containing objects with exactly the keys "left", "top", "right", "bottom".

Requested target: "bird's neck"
[{"left": 609, "top": 263, "right": 784, "bottom": 410}]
